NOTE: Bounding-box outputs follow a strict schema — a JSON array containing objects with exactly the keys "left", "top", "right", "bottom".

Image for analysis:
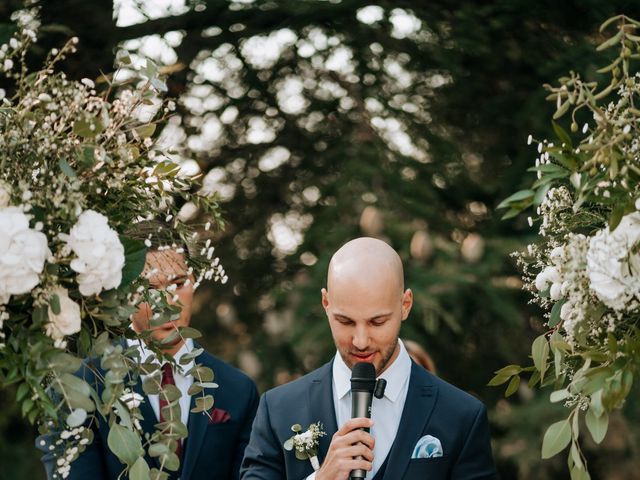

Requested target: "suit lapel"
[
  {"left": 307, "top": 361, "right": 338, "bottom": 464},
  {"left": 180, "top": 350, "right": 215, "bottom": 480},
  {"left": 382, "top": 363, "right": 438, "bottom": 480}
]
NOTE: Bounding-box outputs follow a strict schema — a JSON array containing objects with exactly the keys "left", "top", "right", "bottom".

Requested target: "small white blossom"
[{"left": 119, "top": 390, "right": 144, "bottom": 410}]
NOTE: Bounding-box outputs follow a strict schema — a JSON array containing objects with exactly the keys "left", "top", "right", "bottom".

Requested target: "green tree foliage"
[{"left": 3, "top": 1, "right": 640, "bottom": 478}]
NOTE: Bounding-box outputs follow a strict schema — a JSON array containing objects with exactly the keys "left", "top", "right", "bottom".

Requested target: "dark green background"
[{"left": 1, "top": 1, "right": 640, "bottom": 478}]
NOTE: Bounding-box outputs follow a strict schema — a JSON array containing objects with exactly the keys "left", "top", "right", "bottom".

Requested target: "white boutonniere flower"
[{"left": 283, "top": 422, "right": 326, "bottom": 471}]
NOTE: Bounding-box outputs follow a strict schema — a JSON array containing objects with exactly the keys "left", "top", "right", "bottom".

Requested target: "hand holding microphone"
[
  {"left": 349, "top": 362, "right": 386, "bottom": 480},
  {"left": 315, "top": 362, "right": 386, "bottom": 480}
]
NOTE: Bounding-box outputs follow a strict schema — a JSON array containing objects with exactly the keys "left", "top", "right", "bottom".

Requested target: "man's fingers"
[
  {"left": 342, "top": 444, "right": 374, "bottom": 462},
  {"left": 335, "top": 417, "right": 373, "bottom": 436},
  {"left": 331, "top": 428, "right": 374, "bottom": 450}
]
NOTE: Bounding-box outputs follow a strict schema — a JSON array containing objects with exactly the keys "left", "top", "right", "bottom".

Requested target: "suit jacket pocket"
[{"left": 404, "top": 456, "right": 451, "bottom": 480}]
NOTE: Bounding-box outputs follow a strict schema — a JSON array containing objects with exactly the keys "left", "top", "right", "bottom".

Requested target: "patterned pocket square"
[
  {"left": 412, "top": 435, "right": 443, "bottom": 459},
  {"left": 209, "top": 407, "right": 231, "bottom": 424}
]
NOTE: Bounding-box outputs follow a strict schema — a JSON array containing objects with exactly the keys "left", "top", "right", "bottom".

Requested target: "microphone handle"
[{"left": 350, "top": 390, "right": 373, "bottom": 480}]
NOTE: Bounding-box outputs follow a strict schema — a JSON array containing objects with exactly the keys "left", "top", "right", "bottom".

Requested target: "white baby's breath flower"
[
  {"left": 64, "top": 210, "right": 125, "bottom": 296},
  {"left": 46, "top": 287, "right": 81, "bottom": 340},
  {"left": 0, "top": 207, "right": 50, "bottom": 304}
]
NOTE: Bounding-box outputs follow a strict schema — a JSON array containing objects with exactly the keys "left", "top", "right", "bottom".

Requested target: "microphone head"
[{"left": 350, "top": 362, "right": 376, "bottom": 392}]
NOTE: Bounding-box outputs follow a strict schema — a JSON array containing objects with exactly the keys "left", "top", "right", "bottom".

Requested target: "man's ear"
[
  {"left": 321, "top": 288, "right": 329, "bottom": 310},
  {"left": 401, "top": 288, "right": 413, "bottom": 321}
]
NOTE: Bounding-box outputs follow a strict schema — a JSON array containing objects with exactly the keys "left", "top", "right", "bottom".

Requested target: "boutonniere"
[{"left": 283, "top": 422, "right": 326, "bottom": 471}]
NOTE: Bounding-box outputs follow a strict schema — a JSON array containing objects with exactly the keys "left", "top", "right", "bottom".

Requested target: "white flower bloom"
[
  {"left": 46, "top": 287, "right": 81, "bottom": 339},
  {"left": 0, "top": 207, "right": 50, "bottom": 304},
  {"left": 587, "top": 212, "right": 640, "bottom": 311},
  {"left": 119, "top": 391, "right": 144, "bottom": 410},
  {"left": 297, "top": 430, "right": 313, "bottom": 443},
  {"left": 550, "top": 282, "right": 563, "bottom": 300},
  {"left": 535, "top": 266, "right": 560, "bottom": 291},
  {"left": 65, "top": 210, "right": 125, "bottom": 296}
]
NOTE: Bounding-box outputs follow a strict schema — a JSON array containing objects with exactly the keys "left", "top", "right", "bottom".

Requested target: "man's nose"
[{"left": 352, "top": 326, "right": 370, "bottom": 350}]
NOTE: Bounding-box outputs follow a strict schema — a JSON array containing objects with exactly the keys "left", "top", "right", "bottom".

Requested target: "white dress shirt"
[
  {"left": 307, "top": 340, "right": 412, "bottom": 479},
  {"left": 126, "top": 338, "right": 195, "bottom": 428}
]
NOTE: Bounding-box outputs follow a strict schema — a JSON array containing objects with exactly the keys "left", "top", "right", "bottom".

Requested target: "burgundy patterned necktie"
[{"left": 160, "top": 363, "right": 183, "bottom": 459}]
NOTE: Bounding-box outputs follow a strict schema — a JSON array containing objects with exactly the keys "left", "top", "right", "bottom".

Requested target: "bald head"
[
  {"left": 327, "top": 237, "right": 404, "bottom": 294},
  {"left": 322, "top": 237, "right": 412, "bottom": 374}
]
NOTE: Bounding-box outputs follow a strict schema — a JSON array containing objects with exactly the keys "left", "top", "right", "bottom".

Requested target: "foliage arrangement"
[
  {"left": 494, "top": 14, "right": 640, "bottom": 480},
  {"left": 0, "top": 6, "right": 226, "bottom": 480}
]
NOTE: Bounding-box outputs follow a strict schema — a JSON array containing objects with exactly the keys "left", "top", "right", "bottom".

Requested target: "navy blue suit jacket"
[
  {"left": 39, "top": 348, "right": 259, "bottom": 480},
  {"left": 240, "top": 361, "right": 496, "bottom": 480}
]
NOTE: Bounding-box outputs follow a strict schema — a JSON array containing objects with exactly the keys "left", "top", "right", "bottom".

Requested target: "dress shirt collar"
[
  {"left": 126, "top": 337, "right": 196, "bottom": 377},
  {"left": 332, "top": 339, "right": 411, "bottom": 402}
]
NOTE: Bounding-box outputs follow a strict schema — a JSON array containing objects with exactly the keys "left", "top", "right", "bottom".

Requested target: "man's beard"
[{"left": 343, "top": 338, "right": 399, "bottom": 376}]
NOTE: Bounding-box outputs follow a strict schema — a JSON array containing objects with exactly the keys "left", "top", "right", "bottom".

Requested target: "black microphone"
[{"left": 349, "top": 362, "right": 386, "bottom": 480}]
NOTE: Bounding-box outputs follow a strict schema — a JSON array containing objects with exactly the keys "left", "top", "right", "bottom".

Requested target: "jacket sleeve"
[
  {"left": 240, "top": 392, "right": 286, "bottom": 480},
  {"left": 450, "top": 404, "right": 497, "bottom": 480},
  {"left": 232, "top": 380, "right": 260, "bottom": 479}
]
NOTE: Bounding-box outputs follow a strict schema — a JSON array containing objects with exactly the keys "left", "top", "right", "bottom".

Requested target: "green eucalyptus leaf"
[
  {"left": 135, "top": 123, "right": 156, "bottom": 139},
  {"left": 49, "top": 353, "right": 83, "bottom": 373},
  {"left": 550, "top": 389, "right": 570, "bottom": 403},
  {"left": 119, "top": 236, "right": 148, "bottom": 288},
  {"left": 187, "top": 383, "right": 204, "bottom": 396},
  {"left": 148, "top": 443, "right": 169, "bottom": 457},
  {"left": 149, "top": 469, "right": 169, "bottom": 480},
  {"left": 192, "top": 395, "right": 214, "bottom": 413},
  {"left": 66, "top": 408, "right": 87, "bottom": 428},
  {"left": 552, "top": 121, "right": 572, "bottom": 148},
  {"left": 505, "top": 375, "right": 520, "bottom": 397},
  {"left": 549, "top": 300, "right": 566, "bottom": 328},
  {"left": 596, "top": 28, "right": 624, "bottom": 51},
  {"left": 129, "top": 457, "right": 151, "bottom": 480},
  {"left": 178, "top": 327, "right": 202, "bottom": 339},
  {"left": 532, "top": 335, "right": 550, "bottom": 381},
  {"left": 608, "top": 204, "right": 625, "bottom": 231},
  {"left": 107, "top": 423, "right": 144, "bottom": 467},
  {"left": 541, "top": 418, "right": 572, "bottom": 459},
  {"left": 570, "top": 442, "right": 583, "bottom": 470},
  {"left": 497, "top": 190, "right": 535, "bottom": 209},
  {"left": 590, "top": 390, "right": 604, "bottom": 417},
  {"left": 585, "top": 409, "right": 608, "bottom": 444},
  {"left": 160, "top": 384, "right": 181, "bottom": 403},
  {"left": 179, "top": 348, "right": 204, "bottom": 364},
  {"left": 58, "top": 158, "right": 77, "bottom": 179}
]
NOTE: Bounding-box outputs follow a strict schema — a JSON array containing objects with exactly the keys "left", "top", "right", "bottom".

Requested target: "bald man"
[{"left": 241, "top": 238, "right": 496, "bottom": 480}]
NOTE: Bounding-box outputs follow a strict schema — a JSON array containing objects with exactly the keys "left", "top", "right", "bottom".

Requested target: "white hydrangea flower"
[
  {"left": 0, "top": 207, "right": 50, "bottom": 304},
  {"left": 587, "top": 212, "right": 640, "bottom": 311},
  {"left": 46, "top": 287, "right": 81, "bottom": 340},
  {"left": 64, "top": 210, "right": 125, "bottom": 296}
]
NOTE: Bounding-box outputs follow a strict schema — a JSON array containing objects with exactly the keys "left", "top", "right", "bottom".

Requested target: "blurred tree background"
[{"left": 2, "top": 0, "right": 640, "bottom": 478}]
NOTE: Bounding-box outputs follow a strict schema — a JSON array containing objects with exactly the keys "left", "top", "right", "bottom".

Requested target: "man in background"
[{"left": 39, "top": 224, "right": 258, "bottom": 480}]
